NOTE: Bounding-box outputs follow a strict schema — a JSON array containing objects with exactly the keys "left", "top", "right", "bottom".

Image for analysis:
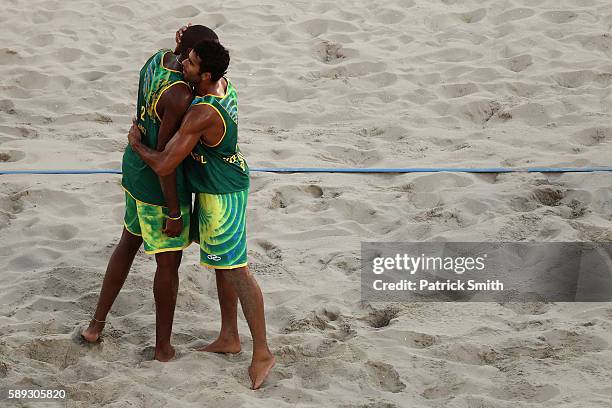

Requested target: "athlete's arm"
[
  {"left": 155, "top": 83, "right": 192, "bottom": 236},
  {"left": 129, "top": 105, "right": 217, "bottom": 177}
]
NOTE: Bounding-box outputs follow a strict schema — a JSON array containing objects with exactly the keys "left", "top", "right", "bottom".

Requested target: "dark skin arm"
[
  {"left": 154, "top": 83, "right": 192, "bottom": 237},
  {"left": 129, "top": 104, "right": 224, "bottom": 177}
]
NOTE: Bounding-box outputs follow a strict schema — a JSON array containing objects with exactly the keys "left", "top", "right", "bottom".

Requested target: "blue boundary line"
[{"left": 1, "top": 167, "right": 611, "bottom": 175}]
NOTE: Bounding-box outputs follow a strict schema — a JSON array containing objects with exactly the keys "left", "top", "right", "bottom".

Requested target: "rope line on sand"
[{"left": 1, "top": 167, "right": 612, "bottom": 175}]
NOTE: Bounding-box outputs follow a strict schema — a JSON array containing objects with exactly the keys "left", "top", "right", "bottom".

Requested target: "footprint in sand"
[
  {"left": 269, "top": 184, "right": 323, "bottom": 209},
  {"left": 422, "top": 48, "right": 483, "bottom": 63},
  {"left": 508, "top": 186, "right": 566, "bottom": 211},
  {"left": 456, "top": 8, "right": 487, "bottom": 24},
  {"left": 571, "top": 127, "right": 612, "bottom": 146},
  {"left": 321, "top": 252, "right": 360, "bottom": 276},
  {"left": 296, "top": 361, "right": 330, "bottom": 390},
  {"left": 410, "top": 173, "right": 474, "bottom": 193},
  {"left": 90, "top": 43, "right": 109, "bottom": 54},
  {"left": 500, "top": 301, "right": 551, "bottom": 315},
  {"left": 29, "top": 296, "right": 79, "bottom": 314},
  {"left": 552, "top": 70, "right": 611, "bottom": 89},
  {"left": 507, "top": 102, "right": 551, "bottom": 126},
  {"left": 45, "top": 224, "right": 79, "bottom": 240},
  {"left": 541, "top": 10, "right": 579, "bottom": 24},
  {"left": 0, "top": 99, "right": 16, "bottom": 114},
  {"left": 497, "top": 380, "right": 560, "bottom": 403},
  {"left": 499, "top": 54, "right": 533, "bottom": 72},
  {"left": 24, "top": 189, "right": 88, "bottom": 217},
  {"left": 283, "top": 308, "right": 339, "bottom": 333},
  {"left": 23, "top": 336, "right": 86, "bottom": 369},
  {"left": 438, "top": 83, "right": 479, "bottom": 99},
  {"left": 329, "top": 199, "right": 379, "bottom": 225},
  {"left": 365, "top": 361, "right": 406, "bottom": 393},
  {"left": 255, "top": 239, "right": 283, "bottom": 260},
  {"left": 457, "top": 99, "right": 504, "bottom": 125},
  {"left": 39, "top": 267, "right": 87, "bottom": 298},
  {"left": 367, "top": 72, "right": 397, "bottom": 87},
  {"left": 270, "top": 148, "right": 294, "bottom": 160},
  {"left": 314, "top": 145, "right": 382, "bottom": 166},
  {"left": 315, "top": 40, "right": 346, "bottom": 64},
  {"left": 104, "top": 5, "right": 135, "bottom": 18},
  {"left": 54, "top": 47, "right": 83, "bottom": 63},
  {"left": 170, "top": 5, "right": 200, "bottom": 18},
  {"left": 0, "top": 190, "right": 28, "bottom": 223},
  {"left": 28, "top": 34, "right": 55, "bottom": 47},
  {"left": 80, "top": 71, "right": 106, "bottom": 81},
  {"left": 383, "top": 329, "right": 439, "bottom": 349},
  {"left": 536, "top": 329, "right": 608, "bottom": 357},
  {"left": 0, "top": 150, "right": 25, "bottom": 162},
  {"left": 373, "top": 7, "right": 407, "bottom": 24},
  {"left": 492, "top": 8, "right": 536, "bottom": 25},
  {"left": 295, "top": 18, "right": 359, "bottom": 37},
  {"left": 568, "top": 33, "right": 612, "bottom": 55},
  {"left": 362, "top": 306, "right": 400, "bottom": 328}
]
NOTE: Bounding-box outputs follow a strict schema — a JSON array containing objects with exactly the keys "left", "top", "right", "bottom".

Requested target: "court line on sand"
[{"left": 1, "top": 166, "right": 612, "bottom": 175}]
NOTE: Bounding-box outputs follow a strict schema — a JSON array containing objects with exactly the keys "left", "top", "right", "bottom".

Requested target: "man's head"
[
  {"left": 181, "top": 40, "right": 230, "bottom": 84},
  {"left": 174, "top": 24, "right": 219, "bottom": 60}
]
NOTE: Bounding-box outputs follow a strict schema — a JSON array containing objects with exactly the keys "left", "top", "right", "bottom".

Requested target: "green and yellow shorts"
[
  {"left": 190, "top": 189, "right": 248, "bottom": 269},
  {"left": 123, "top": 191, "right": 191, "bottom": 254}
]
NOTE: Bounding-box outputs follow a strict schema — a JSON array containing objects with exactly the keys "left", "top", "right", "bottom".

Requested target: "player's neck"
[{"left": 195, "top": 77, "right": 226, "bottom": 97}]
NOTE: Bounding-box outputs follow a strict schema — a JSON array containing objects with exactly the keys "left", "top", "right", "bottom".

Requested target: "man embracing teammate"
[
  {"left": 82, "top": 26, "right": 219, "bottom": 363},
  {"left": 128, "top": 38, "right": 275, "bottom": 389}
]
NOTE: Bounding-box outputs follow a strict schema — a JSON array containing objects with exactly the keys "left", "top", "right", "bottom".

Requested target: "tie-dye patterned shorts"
[
  {"left": 190, "top": 189, "right": 248, "bottom": 269},
  {"left": 123, "top": 190, "right": 191, "bottom": 254}
]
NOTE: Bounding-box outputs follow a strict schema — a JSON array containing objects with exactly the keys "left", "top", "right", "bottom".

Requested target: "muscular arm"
[
  {"left": 155, "top": 84, "right": 192, "bottom": 214},
  {"left": 130, "top": 105, "right": 218, "bottom": 177}
]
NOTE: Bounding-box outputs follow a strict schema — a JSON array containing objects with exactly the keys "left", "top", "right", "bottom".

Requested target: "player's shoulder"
[
  {"left": 182, "top": 103, "right": 220, "bottom": 130},
  {"left": 143, "top": 49, "right": 171, "bottom": 68},
  {"left": 187, "top": 103, "right": 217, "bottom": 118},
  {"left": 157, "top": 83, "right": 193, "bottom": 117},
  {"left": 147, "top": 49, "right": 167, "bottom": 63},
  {"left": 163, "top": 81, "right": 192, "bottom": 99}
]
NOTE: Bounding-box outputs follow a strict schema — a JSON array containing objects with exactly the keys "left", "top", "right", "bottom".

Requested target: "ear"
[{"left": 201, "top": 72, "right": 212, "bottom": 81}]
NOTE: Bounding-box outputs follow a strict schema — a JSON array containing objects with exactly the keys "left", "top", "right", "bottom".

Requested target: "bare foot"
[
  {"left": 154, "top": 344, "right": 176, "bottom": 362},
  {"left": 81, "top": 319, "right": 105, "bottom": 343},
  {"left": 249, "top": 352, "right": 276, "bottom": 390},
  {"left": 195, "top": 336, "right": 241, "bottom": 354}
]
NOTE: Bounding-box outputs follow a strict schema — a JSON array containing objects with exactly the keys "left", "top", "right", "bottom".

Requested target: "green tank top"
[
  {"left": 121, "top": 49, "right": 191, "bottom": 206},
  {"left": 185, "top": 79, "right": 250, "bottom": 194}
]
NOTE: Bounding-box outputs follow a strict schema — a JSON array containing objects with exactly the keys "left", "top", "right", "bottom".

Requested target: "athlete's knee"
[
  {"left": 218, "top": 266, "right": 250, "bottom": 284},
  {"left": 154, "top": 264, "right": 179, "bottom": 286},
  {"left": 155, "top": 251, "right": 182, "bottom": 270}
]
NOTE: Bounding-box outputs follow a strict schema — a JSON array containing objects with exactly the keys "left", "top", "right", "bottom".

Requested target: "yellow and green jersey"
[
  {"left": 122, "top": 49, "right": 191, "bottom": 206},
  {"left": 185, "top": 78, "right": 249, "bottom": 194}
]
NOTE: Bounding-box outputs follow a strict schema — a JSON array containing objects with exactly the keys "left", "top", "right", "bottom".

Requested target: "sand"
[{"left": 1, "top": 0, "right": 612, "bottom": 406}]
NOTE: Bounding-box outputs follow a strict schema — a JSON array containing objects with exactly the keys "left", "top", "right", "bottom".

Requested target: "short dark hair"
[
  {"left": 180, "top": 25, "right": 219, "bottom": 50},
  {"left": 193, "top": 40, "right": 230, "bottom": 82}
]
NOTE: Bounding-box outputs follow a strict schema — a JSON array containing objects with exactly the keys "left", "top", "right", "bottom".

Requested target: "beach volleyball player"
[
  {"left": 81, "top": 26, "right": 219, "bottom": 362},
  {"left": 127, "top": 40, "right": 275, "bottom": 389}
]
